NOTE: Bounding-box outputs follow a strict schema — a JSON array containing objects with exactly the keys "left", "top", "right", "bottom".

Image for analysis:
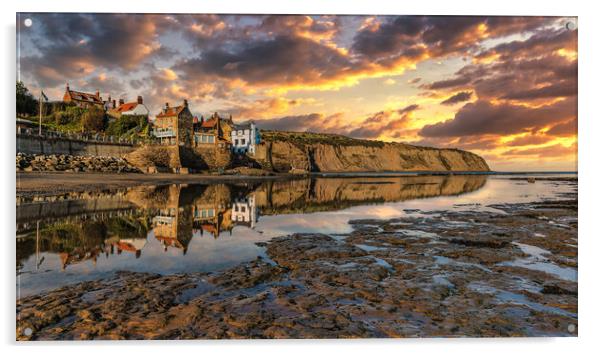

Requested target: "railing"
[
  {"left": 153, "top": 129, "right": 176, "bottom": 138},
  {"left": 16, "top": 129, "right": 140, "bottom": 145},
  {"left": 153, "top": 215, "right": 175, "bottom": 224}
]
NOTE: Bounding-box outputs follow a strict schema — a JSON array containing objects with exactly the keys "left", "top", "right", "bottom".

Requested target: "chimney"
[
  {"left": 112, "top": 99, "right": 116, "bottom": 109},
  {"left": 164, "top": 102, "right": 170, "bottom": 113},
  {"left": 66, "top": 83, "right": 70, "bottom": 91},
  {"left": 200, "top": 116, "right": 204, "bottom": 124},
  {"left": 95, "top": 90, "right": 100, "bottom": 98},
  {"left": 183, "top": 99, "right": 188, "bottom": 107},
  {"left": 137, "top": 96, "right": 143, "bottom": 104},
  {"left": 118, "top": 98, "right": 125, "bottom": 107}
]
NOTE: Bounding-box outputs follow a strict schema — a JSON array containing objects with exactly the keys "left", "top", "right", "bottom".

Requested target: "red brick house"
[{"left": 62, "top": 83, "right": 104, "bottom": 108}]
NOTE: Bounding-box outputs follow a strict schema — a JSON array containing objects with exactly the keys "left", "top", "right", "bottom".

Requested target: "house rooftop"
[
  {"left": 234, "top": 121, "right": 255, "bottom": 130},
  {"left": 64, "top": 84, "right": 103, "bottom": 104},
  {"left": 156, "top": 105, "right": 186, "bottom": 118}
]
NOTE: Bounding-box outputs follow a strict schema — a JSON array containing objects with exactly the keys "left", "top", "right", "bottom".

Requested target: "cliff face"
[{"left": 257, "top": 132, "right": 490, "bottom": 172}]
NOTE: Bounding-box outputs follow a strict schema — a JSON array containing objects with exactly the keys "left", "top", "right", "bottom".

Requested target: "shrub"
[
  {"left": 81, "top": 106, "right": 106, "bottom": 132},
  {"left": 52, "top": 106, "right": 85, "bottom": 125},
  {"left": 106, "top": 114, "right": 148, "bottom": 137}
]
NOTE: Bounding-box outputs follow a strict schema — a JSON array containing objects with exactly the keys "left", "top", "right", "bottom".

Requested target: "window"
[
  {"left": 241, "top": 206, "right": 246, "bottom": 212},
  {"left": 235, "top": 139, "right": 239, "bottom": 145},
  {"left": 208, "top": 136, "right": 215, "bottom": 143}
]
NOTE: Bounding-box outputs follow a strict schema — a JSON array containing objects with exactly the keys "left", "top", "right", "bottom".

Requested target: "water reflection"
[{"left": 17, "top": 175, "right": 489, "bottom": 295}]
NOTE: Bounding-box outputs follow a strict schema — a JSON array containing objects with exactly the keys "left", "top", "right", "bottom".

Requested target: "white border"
[{"left": 2, "top": 0, "right": 599, "bottom": 353}]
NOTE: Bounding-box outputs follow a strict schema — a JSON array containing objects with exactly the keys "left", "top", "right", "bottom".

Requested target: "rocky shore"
[
  {"left": 16, "top": 153, "right": 141, "bottom": 173},
  {"left": 16, "top": 194, "right": 577, "bottom": 340}
]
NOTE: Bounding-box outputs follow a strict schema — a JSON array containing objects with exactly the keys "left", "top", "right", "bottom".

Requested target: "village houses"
[
  {"left": 154, "top": 106, "right": 261, "bottom": 156},
  {"left": 63, "top": 84, "right": 150, "bottom": 121},
  {"left": 61, "top": 84, "right": 261, "bottom": 156}
]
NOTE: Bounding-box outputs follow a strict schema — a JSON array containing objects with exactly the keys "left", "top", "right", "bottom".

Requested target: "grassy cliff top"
[
  {"left": 261, "top": 130, "right": 385, "bottom": 148},
  {"left": 260, "top": 130, "right": 466, "bottom": 152}
]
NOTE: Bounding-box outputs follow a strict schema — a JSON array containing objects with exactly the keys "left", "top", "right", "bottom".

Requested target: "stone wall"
[
  {"left": 125, "top": 145, "right": 181, "bottom": 172},
  {"left": 17, "top": 134, "right": 135, "bottom": 157},
  {"left": 189, "top": 145, "right": 232, "bottom": 170}
]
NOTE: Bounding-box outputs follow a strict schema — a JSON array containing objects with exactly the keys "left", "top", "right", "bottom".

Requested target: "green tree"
[
  {"left": 16, "top": 81, "right": 38, "bottom": 117},
  {"left": 81, "top": 106, "right": 106, "bottom": 132},
  {"left": 106, "top": 114, "right": 148, "bottom": 137}
]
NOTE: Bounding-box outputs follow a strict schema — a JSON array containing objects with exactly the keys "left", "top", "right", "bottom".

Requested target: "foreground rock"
[
  {"left": 16, "top": 153, "right": 141, "bottom": 173},
  {"left": 17, "top": 197, "right": 577, "bottom": 340}
]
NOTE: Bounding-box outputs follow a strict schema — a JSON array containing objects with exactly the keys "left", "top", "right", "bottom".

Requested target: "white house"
[
  {"left": 231, "top": 121, "right": 260, "bottom": 155},
  {"left": 121, "top": 96, "right": 150, "bottom": 116},
  {"left": 231, "top": 195, "right": 257, "bottom": 228},
  {"left": 108, "top": 96, "right": 150, "bottom": 121}
]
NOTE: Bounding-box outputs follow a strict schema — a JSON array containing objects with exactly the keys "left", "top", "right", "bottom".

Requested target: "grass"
[
  {"left": 260, "top": 130, "right": 474, "bottom": 155},
  {"left": 260, "top": 130, "right": 386, "bottom": 149}
]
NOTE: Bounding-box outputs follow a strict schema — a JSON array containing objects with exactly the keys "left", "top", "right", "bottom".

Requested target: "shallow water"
[{"left": 16, "top": 174, "right": 576, "bottom": 297}]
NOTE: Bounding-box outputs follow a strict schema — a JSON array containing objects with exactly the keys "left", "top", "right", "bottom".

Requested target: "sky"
[{"left": 16, "top": 14, "right": 577, "bottom": 171}]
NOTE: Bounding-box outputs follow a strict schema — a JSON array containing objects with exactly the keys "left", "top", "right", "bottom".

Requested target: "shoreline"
[
  {"left": 16, "top": 171, "right": 577, "bottom": 198},
  {"left": 15, "top": 172, "right": 302, "bottom": 197}
]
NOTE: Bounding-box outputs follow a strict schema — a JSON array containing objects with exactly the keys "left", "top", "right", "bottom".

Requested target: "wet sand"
[{"left": 16, "top": 172, "right": 297, "bottom": 197}]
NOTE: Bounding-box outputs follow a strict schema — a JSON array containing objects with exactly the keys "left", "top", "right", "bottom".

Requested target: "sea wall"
[
  {"left": 17, "top": 134, "right": 135, "bottom": 157},
  {"left": 125, "top": 145, "right": 181, "bottom": 172},
  {"left": 125, "top": 145, "right": 232, "bottom": 172}
]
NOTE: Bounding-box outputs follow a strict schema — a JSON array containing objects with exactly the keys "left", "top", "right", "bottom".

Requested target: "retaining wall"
[{"left": 17, "top": 134, "right": 135, "bottom": 157}]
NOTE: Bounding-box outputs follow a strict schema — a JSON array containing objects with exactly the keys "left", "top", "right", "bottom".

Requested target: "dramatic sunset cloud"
[{"left": 17, "top": 14, "right": 577, "bottom": 171}]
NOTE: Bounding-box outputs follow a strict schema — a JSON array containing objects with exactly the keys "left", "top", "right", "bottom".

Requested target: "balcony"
[{"left": 153, "top": 129, "right": 176, "bottom": 138}]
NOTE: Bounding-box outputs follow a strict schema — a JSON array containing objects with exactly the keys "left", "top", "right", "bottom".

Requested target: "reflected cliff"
[{"left": 16, "top": 175, "right": 486, "bottom": 294}]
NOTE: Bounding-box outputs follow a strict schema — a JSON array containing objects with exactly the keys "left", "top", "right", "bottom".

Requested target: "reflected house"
[
  {"left": 15, "top": 212, "right": 152, "bottom": 271},
  {"left": 191, "top": 184, "right": 234, "bottom": 238},
  {"left": 59, "top": 248, "right": 104, "bottom": 270},
  {"left": 113, "top": 238, "right": 147, "bottom": 259},
  {"left": 152, "top": 207, "right": 193, "bottom": 254},
  {"left": 150, "top": 185, "right": 194, "bottom": 254},
  {"left": 231, "top": 194, "right": 258, "bottom": 229}
]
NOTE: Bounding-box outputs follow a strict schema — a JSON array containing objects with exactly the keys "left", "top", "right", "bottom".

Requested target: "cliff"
[
  {"left": 254, "top": 175, "right": 487, "bottom": 215},
  {"left": 256, "top": 131, "right": 490, "bottom": 172}
]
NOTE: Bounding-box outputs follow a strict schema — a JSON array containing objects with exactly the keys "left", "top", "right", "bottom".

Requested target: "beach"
[{"left": 16, "top": 175, "right": 578, "bottom": 339}]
